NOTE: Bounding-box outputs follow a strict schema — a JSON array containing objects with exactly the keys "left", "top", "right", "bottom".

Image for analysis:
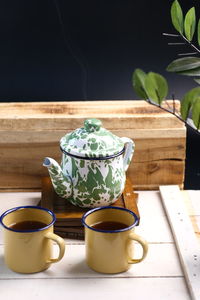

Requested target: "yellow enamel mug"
[
  {"left": 82, "top": 206, "right": 148, "bottom": 274},
  {"left": 0, "top": 206, "right": 65, "bottom": 273}
]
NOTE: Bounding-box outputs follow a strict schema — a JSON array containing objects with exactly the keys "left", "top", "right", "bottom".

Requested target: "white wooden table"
[{"left": 0, "top": 189, "right": 199, "bottom": 300}]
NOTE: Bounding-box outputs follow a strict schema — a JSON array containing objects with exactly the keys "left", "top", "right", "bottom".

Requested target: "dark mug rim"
[
  {"left": 0, "top": 205, "right": 56, "bottom": 233},
  {"left": 82, "top": 206, "right": 139, "bottom": 233}
]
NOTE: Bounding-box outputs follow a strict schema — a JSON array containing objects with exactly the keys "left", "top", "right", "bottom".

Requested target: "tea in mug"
[
  {"left": 9, "top": 220, "right": 47, "bottom": 231},
  {"left": 91, "top": 221, "right": 128, "bottom": 230},
  {"left": 0, "top": 206, "right": 66, "bottom": 273},
  {"left": 82, "top": 206, "right": 148, "bottom": 274}
]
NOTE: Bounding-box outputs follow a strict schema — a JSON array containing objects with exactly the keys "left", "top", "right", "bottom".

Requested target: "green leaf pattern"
[
  {"left": 60, "top": 119, "right": 124, "bottom": 159},
  {"left": 49, "top": 155, "right": 126, "bottom": 207},
  {"left": 60, "top": 155, "right": 125, "bottom": 207},
  {"left": 48, "top": 163, "right": 73, "bottom": 199},
  {"left": 47, "top": 119, "right": 134, "bottom": 208}
]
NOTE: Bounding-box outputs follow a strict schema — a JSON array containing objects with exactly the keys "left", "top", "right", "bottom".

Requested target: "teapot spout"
[{"left": 43, "top": 157, "right": 72, "bottom": 199}]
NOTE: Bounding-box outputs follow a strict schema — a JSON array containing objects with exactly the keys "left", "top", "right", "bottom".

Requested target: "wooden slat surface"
[
  {"left": 0, "top": 188, "right": 196, "bottom": 300},
  {"left": 1, "top": 278, "right": 190, "bottom": 300},
  {"left": 0, "top": 243, "right": 183, "bottom": 279},
  {"left": 160, "top": 186, "right": 200, "bottom": 300}
]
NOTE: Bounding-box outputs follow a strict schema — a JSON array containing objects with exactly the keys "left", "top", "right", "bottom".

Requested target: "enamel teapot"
[{"left": 43, "top": 118, "right": 135, "bottom": 208}]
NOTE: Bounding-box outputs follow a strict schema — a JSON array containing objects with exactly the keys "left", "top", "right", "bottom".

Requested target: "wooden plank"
[
  {"left": 128, "top": 159, "right": 185, "bottom": 190},
  {"left": 0, "top": 99, "right": 181, "bottom": 115},
  {"left": 0, "top": 100, "right": 184, "bottom": 130},
  {"left": 180, "top": 191, "right": 200, "bottom": 243},
  {"left": 0, "top": 128, "right": 186, "bottom": 143},
  {"left": 122, "top": 177, "right": 139, "bottom": 217},
  {"left": 187, "top": 191, "right": 200, "bottom": 215},
  {"left": 136, "top": 214, "right": 174, "bottom": 243},
  {"left": 160, "top": 185, "right": 200, "bottom": 300},
  {"left": 41, "top": 176, "right": 54, "bottom": 211},
  {"left": 0, "top": 137, "right": 185, "bottom": 163},
  {"left": 0, "top": 243, "right": 184, "bottom": 278},
  {"left": 0, "top": 100, "right": 186, "bottom": 190},
  {"left": 0, "top": 278, "right": 191, "bottom": 300},
  {"left": 0, "top": 154, "right": 185, "bottom": 190}
]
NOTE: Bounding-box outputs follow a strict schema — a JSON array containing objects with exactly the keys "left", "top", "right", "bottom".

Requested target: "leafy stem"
[
  {"left": 163, "top": 32, "right": 200, "bottom": 56},
  {"left": 147, "top": 98, "right": 200, "bottom": 136},
  {"left": 180, "top": 34, "right": 200, "bottom": 54},
  {"left": 132, "top": 1, "right": 200, "bottom": 136}
]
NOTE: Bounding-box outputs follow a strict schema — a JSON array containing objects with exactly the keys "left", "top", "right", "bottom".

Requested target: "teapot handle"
[{"left": 121, "top": 137, "right": 135, "bottom": 172}]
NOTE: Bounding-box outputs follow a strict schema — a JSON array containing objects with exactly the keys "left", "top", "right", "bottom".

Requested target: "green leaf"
[
  {"left": 184, "top": 7, "right": 196, "bottom": 41},
  {"left": 166, "top": 57, "right": 200, "bottom": 72},
  {"left": 132, "top": 69, "right": 148, "bottom": 99},
  {"left": 192, "top": 97, "right": 200, "bottom": 129},
  {"left": 197, "top": 19, "right": 200, "bottom": 46},
  {"left": 171, "top": 0, "right": 184, "bottom": 34},
  {"left": 181, "top": 87, "right": 200, "bottom": 120},
  {"left": 144, "top": 72, "right": 168, "bottom": 105},
  {"left": 177, "top": 67, "right": 200, "bottom": 76}
]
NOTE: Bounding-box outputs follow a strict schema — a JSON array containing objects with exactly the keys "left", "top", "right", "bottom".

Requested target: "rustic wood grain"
[
  {"left": 160, "top": 185, "right": 200, "bottom": 300},
  {"left": 0, "top": 100, "right": 186, "bottom": 190},
  {"left": 122, "top": 177, "right": 139, "bottom": 217}
]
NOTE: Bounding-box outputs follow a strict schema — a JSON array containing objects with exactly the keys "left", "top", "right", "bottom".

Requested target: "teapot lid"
[{"left": 60, "top": 118, "right": 124, "bottom": 159}]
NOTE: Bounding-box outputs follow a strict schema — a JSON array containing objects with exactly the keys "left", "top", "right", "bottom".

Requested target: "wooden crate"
[{"left": 0, "top": 100, "right": 186, "bottom": 190}]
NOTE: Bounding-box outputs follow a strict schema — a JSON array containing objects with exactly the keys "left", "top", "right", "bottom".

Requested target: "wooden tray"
[{"left": 40, "top": 176, "right": 140, "bottom": 239}]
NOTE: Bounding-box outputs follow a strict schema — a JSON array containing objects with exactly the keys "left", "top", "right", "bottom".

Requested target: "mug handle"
[
  {"left": 121, "top": 137, "right": 135, "bottom": 172},
  {"left": 128, "top": 232, "right": 148, "bottom": 264},
  {"left": 45, "top": 232, "right": 65, "bottom": 263}
]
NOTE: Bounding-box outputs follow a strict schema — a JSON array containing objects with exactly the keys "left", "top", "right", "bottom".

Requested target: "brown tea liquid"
[
  {"left": 91, "top": 221, "right": 128, "bottom": 231},
  {"left": 9, "top": 220, "right": 47, "bottom": 231}
]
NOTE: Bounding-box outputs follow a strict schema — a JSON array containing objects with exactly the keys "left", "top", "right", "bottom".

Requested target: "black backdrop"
[{"left": 0, "top": 0, "right": 200, "bottom": 188}]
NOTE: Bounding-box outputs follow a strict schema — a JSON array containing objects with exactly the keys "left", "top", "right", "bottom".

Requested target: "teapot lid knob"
[{"left": 84, "top": 118, "right": 102, "bottom": 132}]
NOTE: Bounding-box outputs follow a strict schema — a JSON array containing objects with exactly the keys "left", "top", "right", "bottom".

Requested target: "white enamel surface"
[{"left": 62, "top": 154, "right": 126, "bottom": 207}]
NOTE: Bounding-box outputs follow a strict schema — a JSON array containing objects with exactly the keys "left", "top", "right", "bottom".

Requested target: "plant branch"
[
  {"left": 178, "top": 52, "right": 198, "bottom": 56},
  {"left": 168, "top": 42, "right": 186, "bottom": 45},
  {"left": 162, "top": 100, "right": 174, "bottom": 110},
  {"left": 163, "top": 32, "right": 200, "bottom": 55},
  {"left": 180, "top": 34, "right": 200, "bottom": 54},
  {"left": 163, "top": 33, "right": 180, "bottom": 37},
  {"left": 147, "top": 99, "right": 200, "bottom": 136}
]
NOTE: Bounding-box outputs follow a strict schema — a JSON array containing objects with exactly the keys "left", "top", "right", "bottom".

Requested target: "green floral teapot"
[{"left": 43, "top": 118, "right": 134, "bottom": 208}]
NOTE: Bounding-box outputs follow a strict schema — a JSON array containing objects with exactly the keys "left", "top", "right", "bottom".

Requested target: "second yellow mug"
[{"left": 82, "top": 206, "right": 148, "bottom": 274}]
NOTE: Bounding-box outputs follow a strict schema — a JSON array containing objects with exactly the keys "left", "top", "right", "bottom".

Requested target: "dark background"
[{"left": 0, "top": 0, "right": 200, "bottom": 188}]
